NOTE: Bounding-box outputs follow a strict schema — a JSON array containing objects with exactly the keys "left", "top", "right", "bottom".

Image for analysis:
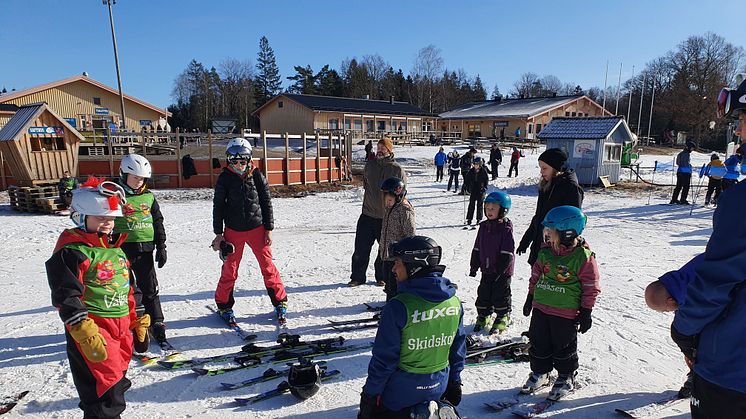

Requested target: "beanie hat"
[
  {"left": 711, "top": 153, "right": 720, "bottom": 161},
  {"left": 378, "top": 138, "right": 394, "bottom": 154},
  {"left": 538, "top": 148, "right": 568, "bottom": 171}
]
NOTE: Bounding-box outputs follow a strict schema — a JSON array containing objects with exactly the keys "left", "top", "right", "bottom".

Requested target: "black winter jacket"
[
  {"left": 460, "top": 151, "right": 474, "bottom": 172},
  {"left": 489, "top": 147, "right": 502, "bottom": 164},
  {"left": 213, "top": 167, "right": 274, "bottom": 234},
  {"left": 464, "top": 167, "right": 489, "bottom": 195},
  {"left": 519, "top": 170, "right": 583, "bottom": 265}
]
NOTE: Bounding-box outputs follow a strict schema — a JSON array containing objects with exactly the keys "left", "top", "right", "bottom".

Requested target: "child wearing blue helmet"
[
  {"left": 469, "top": 191, "right": 515, "bottom": 334},
  {"left": 521, "top": 206, "right": 600, "bottom": 401}
]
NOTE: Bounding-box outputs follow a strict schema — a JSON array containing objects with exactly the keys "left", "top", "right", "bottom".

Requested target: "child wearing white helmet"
[
  {"left": 211, "top": 138, "right": 289, "bottom": 326},
  {"left": 113, "top": 153, "right": 170, "bottom": 349},
  {"left": 45, "top": 177, "right": 149, "bottom": 418}
]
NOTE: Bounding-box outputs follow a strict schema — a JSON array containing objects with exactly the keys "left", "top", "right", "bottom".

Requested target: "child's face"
[
  {"left": 126, "top": 174, "right": 145, "bottom": 190},
  {"left": 539, "top": 161, "right": 556, "bottom": 182},
  {"left": 543, "top": 227, "right": 563, "bottom": 250},
  {"left": 86, "top": 215, "right": 116, "bottom": 234},
  {"left": 392, "top": 258, "right": 408, "bottom": 282},
  {"left": 645, "top": 282, "right": 679, "bottom": 312},
  {"left": 484, "top": 202, "right": 502, "bottom": 220},
  {"left": 384, "top": 194, "right": 396, "bottom": 209}
]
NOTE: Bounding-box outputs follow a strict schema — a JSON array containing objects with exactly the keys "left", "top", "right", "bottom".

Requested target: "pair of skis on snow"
[
  {"left": 233, "top": 368, "right": 341, "bottom": 405},
  {"left": 465, "top": 335, "right": 530, "bottom": 367}
]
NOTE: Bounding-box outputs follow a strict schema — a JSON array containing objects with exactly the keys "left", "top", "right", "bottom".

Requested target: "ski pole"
[{"left": 689, "top": 173, "right": 706, "bottom": 216}]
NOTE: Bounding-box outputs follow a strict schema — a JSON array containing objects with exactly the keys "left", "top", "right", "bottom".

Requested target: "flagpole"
[
  {"left": 646, "top": 79, "right": 656, "bottom": 140},
  {"left": 627, "top": 65, "right": 635, "bottom": 123},
  {"left": 637, "top": 74, "right": 646, "bottom": 137},
  {"left": 615, "top": 62, "right": 623, "bottom": 115},
  {"left": 602, "top": 60, "right": 609, "bottom": 111}
]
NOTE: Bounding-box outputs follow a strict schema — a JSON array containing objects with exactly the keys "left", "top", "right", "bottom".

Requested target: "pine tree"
[
  {"left": 255, "top": 36, "right": 282, "bottom": 107},
  {"left": 287, "top": 65, "right": 316, "bottom": 94}
]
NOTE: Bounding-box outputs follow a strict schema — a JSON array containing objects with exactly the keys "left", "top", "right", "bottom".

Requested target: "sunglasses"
[{"left": 229, "top": 159, "right": 249, "bottom": 165}]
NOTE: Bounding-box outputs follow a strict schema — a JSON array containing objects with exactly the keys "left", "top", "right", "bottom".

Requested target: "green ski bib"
[
  {"left": 114, "top": 192, "right": 155, "bottom": 243},
  {"left": 63, "top": 243, "right": 131, "bottom": 318}
]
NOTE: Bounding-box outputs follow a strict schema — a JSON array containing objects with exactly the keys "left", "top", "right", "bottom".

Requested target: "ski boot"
[
  {"left": 473, "top": 316, "right": 487, "bottom": 333},
  {"left": 490, "top": 313, "right": 511, "bottom": 335},
  {"left": 547, "top": 371, "right": 577, "bottom": 401},
  {"left": 219, "top": 308, "right": 237, "bottom": 325},
  {"left": 275, "top": 301, "right": 288, "bottom": 326},
  {"left": 150, "top": 322, "right": 167, "bottom": 343},
  {"left": 678, "top": 371, "right": 694, "bottom": 398},
  {"left": 521, "top": 371, "right": 551, "bottom": 394}
]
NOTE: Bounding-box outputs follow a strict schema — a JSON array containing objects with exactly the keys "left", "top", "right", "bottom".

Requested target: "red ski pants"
[{"left": 215, "top": 226, "right": 287, "bottom": 308}]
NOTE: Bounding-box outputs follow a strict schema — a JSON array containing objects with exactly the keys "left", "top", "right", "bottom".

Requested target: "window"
[
  {"left": 278, "top": 101, "right": 283, "bottom": 108},
  {"left": 399, "top": 121, "right": 407, "bottom": 132},
  {"left": 565, "top": 111, "right": 570, "bottom": 116},
  {"left": 328, "top": 119, "right": 339, "bottom": 129},
  {"left": 377, "top": 120, "right": 386, "bottom": 131},
  {"left": 604, "top": 143, "right": 622, "bottom": 161},
  {"left": 536, "top": 123, "right": 542, "bottom": 133},
  {"left": 354, "top": 119, "right": 363, "bottom": 131},
  {"left": 344, "top": 119, "right": 351, "bottom": 130},
  {"left": 468, "top": 124, "right": 481, "bottom": 137},
  {"left": 30, "top": 137, "right": 66, "bottom": 152},
  {"left": 366, "top": 120, "right": 375, "bottom": 132},
  {"left": 93, "top": 97, "right": 101, "bottom": 105},
  {"left": 528, "top": 124, "right": 533, "bottom": 134},
  {"left": 571, "top": 112, "right": 577, "bottom": 117}
]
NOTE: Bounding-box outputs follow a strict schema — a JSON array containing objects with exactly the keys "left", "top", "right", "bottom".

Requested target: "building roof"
[
  {"left": 0, "top": 102, "right": 84, "bottom": 142},
  {"left": 439, "top": 95, "right": 597, "bottom": 119},
  {"left": 537, "top": 116, "right": 625, "bottom": 140},
  {"left": 255, "top": 94, "right": 434, "bottom": 117},
  {"left": 0, "top": 75, "right": 170, "bottom": 116},
  {"left": 0, "top": 103, "right": 18, "bottom": 113}
]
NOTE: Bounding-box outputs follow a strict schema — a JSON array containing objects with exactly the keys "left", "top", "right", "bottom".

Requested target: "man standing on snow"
[
  {"left": 348, "top": 138, "right": 406, "bottom": 287},
  {"left": 670, "top": 141, "right": 695, "bottom": 205}
]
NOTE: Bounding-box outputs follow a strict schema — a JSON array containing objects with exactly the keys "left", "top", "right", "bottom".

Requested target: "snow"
[{"left": 0, "top": 144, "right": 707, "bottom": 418}]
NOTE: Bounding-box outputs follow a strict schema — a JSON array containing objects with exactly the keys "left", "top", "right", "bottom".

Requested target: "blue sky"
[{"left": 0, "top": 0, "right": 742, "bottom": 109}]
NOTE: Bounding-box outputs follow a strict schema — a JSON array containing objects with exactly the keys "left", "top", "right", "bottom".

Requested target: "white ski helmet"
[
  {"left": 120, "top": 154, "right": 152, "bottom": 178},
  {"left": 70, "top": 180, "right": 126, "bottom": 229},
  {"left": 226, "top": 138, "right": 252, "bottom": 160}
]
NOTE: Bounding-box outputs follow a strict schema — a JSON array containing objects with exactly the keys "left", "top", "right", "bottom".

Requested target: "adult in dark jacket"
[
  {"left": 458, "top": 147, "right": 476, "bottom": 195},
  {"left": 670, "top": 141, "right": 695, "bottom": 204},
  {"left": 670, "top": 91, "right": 746, "bottom": 418},
  {"left": 365, "top": 140, "right": 374, "bottom": 161},
  {"left": 211, "top": 139, "right": 288, "bottom": 325},
  {"left": 349, "top": 138, "right": 407, "bottom": 286},
  {"left": 359, "top": 236, "right": 466, "bottom": 419},
  {"left": 447, "top": 151, "right": 461, "bottom": 193},
  {"left": 517, "top": 148, "right": 583, "bottom": 265},
  {"left": 464, "top": 158, "right": 489, "bottom": 225},
  {"left": 489, "top": 144, "right": 502, "bottom": 179}
]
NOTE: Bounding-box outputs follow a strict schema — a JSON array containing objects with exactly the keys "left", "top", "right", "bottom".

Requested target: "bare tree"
[
  {"left": 511, "top": 72, "right": 540, "bottom": 97},
  {"left": 361, "top": 54, "right": 389, "bottom": 98},
  {"left": 540, "top": 75, "right": 563, "bottom": 95},
  {"left": 413, "top": 45, "right": 444, "bottom": 113}
]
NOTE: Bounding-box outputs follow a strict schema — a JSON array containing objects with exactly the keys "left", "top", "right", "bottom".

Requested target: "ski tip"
[
  {"left": 243, "top": 334, "right": 258, "bottom": 341},
  {"left": 192, "top": 367, "right": 209, "bottom": 375},
  {"left": 221, "top": 383, "right": 237, "bottom": 390}
]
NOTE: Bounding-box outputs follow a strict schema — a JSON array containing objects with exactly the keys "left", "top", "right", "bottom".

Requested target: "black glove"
[
  {"left": 516, "top": 242, "right": 528, "bottom": 255},
  {"left": 671, "top": 324, "right": 697, "bottom": 361},
  {"left": 155, "top": 247, "right": 167, "bottom": 269},
  {"left": 522, "top": 294, "right": 533, "bottom": 317},
  {"left": 468, "top": 269, "right": 477, "bottom": 277},
  {"left": 441, "top": 380, "right": 462, "bottom": 406},
  {"left": 576, "top": 307, "right": 592, "bottom": 333},
  {"left": 358, "top": 392, "right": 378, "bottom": 419}
]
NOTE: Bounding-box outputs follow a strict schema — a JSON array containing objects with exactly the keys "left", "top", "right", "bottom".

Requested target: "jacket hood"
[
  {"left": 53, "top": 228, "right": 127, "bottom": 253},
  {"left": 397, "top": 266, "right": 457, "bottom": 302},
  {"left": 539, "top": 237, "right": 590, "bottom": 257}
]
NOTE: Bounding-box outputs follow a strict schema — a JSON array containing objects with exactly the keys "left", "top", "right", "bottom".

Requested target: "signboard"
[
  {"left": 139, "top": 119, "right": 152, "bottom": 126},
  {"left": 64, "top": 118, "right": 77, "bottom": 128},
  {"left": 492, "top": 121, "right": 509, "bottom": 127},
  {"left": 28, "top": 126, "right": 64, "bottom": 135},
  {"left": 95, "top": 108, "right": 109, "bottom": 115},
  {"left": 573, "top": 139, "right": 596, "bottom": 158}
]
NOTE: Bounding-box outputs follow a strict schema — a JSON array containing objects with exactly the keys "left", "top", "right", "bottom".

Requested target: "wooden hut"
[{"left": 0, "top": 102, "right": 83, "bottom": 187}]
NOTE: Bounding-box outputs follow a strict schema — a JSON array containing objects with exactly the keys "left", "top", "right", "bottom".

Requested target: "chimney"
[{"left": 389, "top": 96, "right": 395, "bottom": 105}]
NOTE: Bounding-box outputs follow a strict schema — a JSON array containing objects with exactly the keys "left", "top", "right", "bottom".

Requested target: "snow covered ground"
[{"left": 0, "top": 144, "right": 710, "bottom": 418}]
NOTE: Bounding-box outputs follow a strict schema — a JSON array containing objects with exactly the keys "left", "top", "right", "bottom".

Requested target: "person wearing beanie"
[
  {"left": 670, "top": 142, "right": 695, "bottom": 204},
  {"left": 517, "top": 148, "right": 583, "bottom": 265},
  {"left": 349, "top": 138, "right": 407, "bottom": 287},
  {"left": 703, "top": 153, "right": 725, "bottom": 207},
  {"left": 508, "top": 146, "right": 523, "bottom": 177}
]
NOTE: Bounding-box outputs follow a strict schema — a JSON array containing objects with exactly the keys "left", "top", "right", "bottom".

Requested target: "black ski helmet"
[
  {"left": 381, "top": 177, "right": 406, "bottom": 203},
  {"left": 389, "top": 235, "right": 441, "bottom": 277},
  {"left": 288, "top": 359, "right": 321, "bottom": 400}
]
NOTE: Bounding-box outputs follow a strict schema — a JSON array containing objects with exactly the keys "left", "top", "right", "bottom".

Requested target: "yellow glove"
[
  {"left": 69, "top": 318, "right": 108, "bottom": 363},
  {"left": 130, "top": 314, "right": 151, "bottom": 344}
]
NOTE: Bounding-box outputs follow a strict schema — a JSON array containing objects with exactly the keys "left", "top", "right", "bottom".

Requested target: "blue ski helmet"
[
  {"left": 484, "top": 191, "right": 511, "bottom": 218},
  {"left": 542, "top": 206, "right": 587, "bottom": 241},
  {"left": 473, "top": 156, "right": 484, "bottom": 166}
]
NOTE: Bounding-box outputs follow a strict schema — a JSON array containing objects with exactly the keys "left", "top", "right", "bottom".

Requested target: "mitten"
[{"left": 69, "top": 318, "right": 108, "bottom": 363}]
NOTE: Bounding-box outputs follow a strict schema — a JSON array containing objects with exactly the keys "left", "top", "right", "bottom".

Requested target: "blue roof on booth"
[{"left": 537, "top": 116, "right": 624, "bottom": 140}]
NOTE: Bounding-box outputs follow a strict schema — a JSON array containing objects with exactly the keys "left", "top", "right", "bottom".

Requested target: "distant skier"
[
  {"left": 212, "top": 138, "right": 288, "bottom": 326},
  {"left": 58, "top": 169, "right": 79, "bottom": 208},
  {"left": 521, "top": 206, "right": 600, "bottom": 401},
  {"left": 463, "top": 156, "right": 489, "bottom": 226},
  {"left": 378, "top": 177, "right": 416, "bottom": 299},
  {"left": 507, "top": 146, "right": 523, "bottom": 177},
  {"left": 447, "top": 151, "right": 461, "bottom": 193},
  {"left": 434, "top": 147, "right": 447, "bottom": 182},
  {"left": 702, "top": 153, "right": 725, "bottom": 206},
  {"left": 458, "top": 147, "right": 477, "bottom": 195},
  {"left": 358, "top": 236, "right": 466, "bottom": 419},
  {"left": 469, "top": 191, "right": 515, "bottom": 334},
  {"left": 670, "top": 141, "right": 695, "bottom": 205},
  {"left": 721, "top": 145, "right": 742, "bottom": 193},
  {"left": 489, "top": 143, "right": 502, "bottom": 179}
]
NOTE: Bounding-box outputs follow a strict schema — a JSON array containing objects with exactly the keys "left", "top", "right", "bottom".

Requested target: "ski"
[
  {"left": 206, "top": 305, "right": 258, "bottom": 342},
  {"left": 158, "top": 350, "right": 250, "bottom": 370},
  {"left": 327, "top": 314, "right": 379, "bottom": 326},
  {"left": 192, "top": 356, "right": 262, "bottom": 376},
  {"left": 330, "top": 322, "right": 379, "bottom": 332},
  {"left": 0, "top": 390, "right": 29, "bottom": 414},
  {"left": 511, "top": 383, "right": 580, "bottom": 418},
  {"left": 364, "top": 302, "right": 384, "bottom": 312},
  {"left": 615, "top": 394, "right": 688, "bottom": 418},
  {"left": 220, "top": 361, "right": 327, "bottom": 390},
  {"left": 484, "top": 381, "right": 555, "bottom": 412},
  {"left": 234, "top": 369, "right": 341, "bottom": 405},
  {"left": 466, "top": 357, "right": 523, "bottom": 367},
  {"left": 466, "top": 335, "right": 529, "bottom": 359}
]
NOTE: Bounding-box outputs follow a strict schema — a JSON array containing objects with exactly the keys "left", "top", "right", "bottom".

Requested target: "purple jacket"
[{"left": 470, "top": 218, "right": 515, "bottom": 276}]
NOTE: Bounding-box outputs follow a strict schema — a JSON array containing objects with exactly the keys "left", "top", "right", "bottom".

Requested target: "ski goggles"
[
  {"left": 718, "top": 87, "right": 733, "bottom": 119},
  {"left": 97, "top": 181, "right": 127, "bottom": 204},
  {"left": 229, "top": 158, "right": 249, "bottom": 165}
]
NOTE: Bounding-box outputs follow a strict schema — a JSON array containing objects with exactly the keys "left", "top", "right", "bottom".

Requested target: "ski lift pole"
[{"left": 647, "top": 161, "right": 657, "bottom": 205}]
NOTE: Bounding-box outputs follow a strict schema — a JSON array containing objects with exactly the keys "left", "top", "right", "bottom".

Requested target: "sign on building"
[
  {"left": 28, "top": 126, "right": 64, "bottom": 135},
  {"left": 95, "top": 108, "right": 109, "bottom": 115},
  {"left": 573, "top": 139, "right": 596, "bottom": 158},
  {"left": 139, "top": 119, "right": 152, "bottom": 126}
]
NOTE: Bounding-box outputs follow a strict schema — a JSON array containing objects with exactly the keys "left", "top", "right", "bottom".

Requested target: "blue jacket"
[
  {"left": 659, "top": 253, "right": 704, "bottom": 306},
  {"left": 434, "top": 151, "right": 447, "bottom": 167},
  {"left": 676, "top": 150, "right": 692, "bottom": 173},
  {"left": 362, "top": 267, "right": 466, "bottom": 411},
  {"left": 723, "top": 155, "right": 741, "bottom": 180},
  {"left": 673, "top": 180, "right": 746, "bottom": 394}
]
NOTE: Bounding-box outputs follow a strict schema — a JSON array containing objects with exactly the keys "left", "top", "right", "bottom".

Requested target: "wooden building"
[
  {"left": 0, "top": 102, "right": 83, "bottom": 187},
  {"left": 438, "top": 95, "right": 611, "bottom": 141},
  {"left": 0, "top": 74, "right": 169, "bottom": 131},
  {"left": 253, "top": 94, "right": 436, "bottom": 138},
  {"left": 537, "top": 116, "right": 632, "bottom": 185}
]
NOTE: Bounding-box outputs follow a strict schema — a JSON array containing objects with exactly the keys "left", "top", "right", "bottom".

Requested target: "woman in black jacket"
[
  {"left": 517, "top": 148, "right": 584, "bottom": 265},
  {"left": 211, "top": 138, "right": 288, "bottom": 326}
]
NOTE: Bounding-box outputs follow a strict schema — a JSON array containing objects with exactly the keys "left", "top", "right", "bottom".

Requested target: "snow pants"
[
  {"left": 672, "top": 172, "right": 692, "bottom": 202},
  {"left": 721, "top": 178, "right": 738, "bottom": 192},
  {"left": 691, "top": 373, "right": 746, "bottom": 419},
  {"left": 704, "top": 178, "right": 722, "bottom": 205},
  {"left": 490, "top": 161, "right": 500, "bottom": 179},
  {"left": 121, "top": 244, "right": 164, "bottom": 324},
  {"left": 435, "top": 165, "right": 444, "bottom": 182},
  {"left": 216, "top": 226, "right": 287, "bottom": 309},
  {"left": 350, "top": 214, "right": 383, "bottom": 285},
  {"left": 466, "top": 192, "right": 485, "bottom": 223},
  {"left": 447, "top": 170, "right": 459, "bottom": 191},
  {"left": 382, "top": 260, "right": 396, "bottom": 301},
  {"left": 528, "top": 309, "right": 578, "bottom": 375},
  {"left": 66, "top": 315, "right": 133, "bottom": 418},
  {"left": 508, "top": 161, "right": 518, "bottom": 177},
  {"left": 475, "top": 273, "right": 511, "bottom": 317}
]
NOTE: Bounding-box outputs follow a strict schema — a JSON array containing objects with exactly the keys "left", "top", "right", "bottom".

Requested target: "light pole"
[{"left": 103, "top": 0, "right": 127, "bottom": 130}]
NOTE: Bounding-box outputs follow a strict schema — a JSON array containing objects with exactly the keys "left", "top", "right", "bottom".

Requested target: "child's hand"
[
  {"left": 211, "top": 234, "right": 224, "bottom": 251},
  {"left": 468, "top": 270, "right": 477, "bottom": 277},
  {"left": 69, "top": 318, "right": 108, "bottom": 363},
  {"left": 265, "top": 230, "right": 273, "bottom": 246}
]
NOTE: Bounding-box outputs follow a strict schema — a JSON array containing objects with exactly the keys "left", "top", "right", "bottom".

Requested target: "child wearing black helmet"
[
  {"left": 379, "top": 177, "right": 416, "bottom": 300},
  {"left": 521, "top": 206, "right": 600, "bottom": 401},
  {"left": 464, "top": 156, "right": 489, "bottom": 226},
  {"left": 469, "top": 191, "right": 515, "bottom": 334}
]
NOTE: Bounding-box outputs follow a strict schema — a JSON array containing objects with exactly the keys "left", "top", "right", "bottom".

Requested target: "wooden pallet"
[{"left": 8, "top": 185, "right": 60, "bottom": 213}]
